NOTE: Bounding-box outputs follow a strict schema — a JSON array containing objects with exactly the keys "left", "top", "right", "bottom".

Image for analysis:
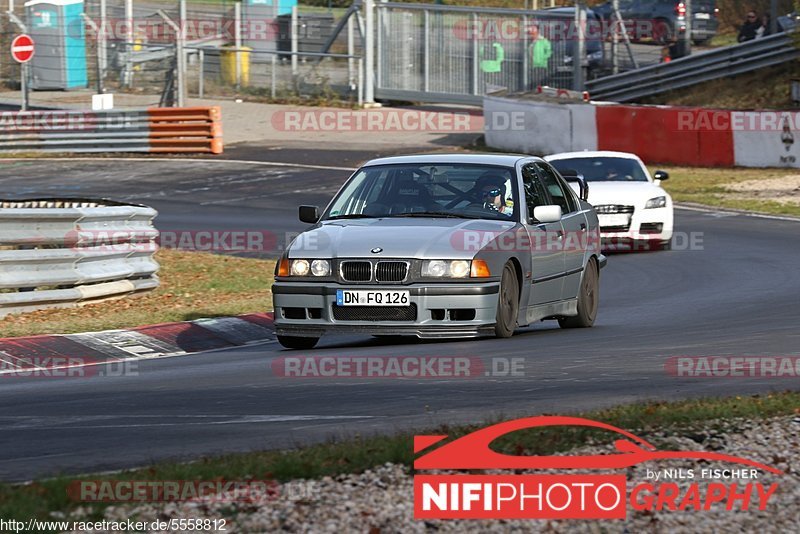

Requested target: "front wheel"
[
  {"left": 559, "top": 258, "right": 599, "bottom": 329},
  {"left": 495, "top": 262, "right": 520, "bottom": 338},
  {"left": 277, "top": 335, "right": 320, "bottom": 350}
]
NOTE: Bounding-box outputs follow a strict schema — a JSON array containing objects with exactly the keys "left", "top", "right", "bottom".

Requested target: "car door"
[
  {"left": 521, "top": 163, "right": 566, "bottom": 306},
  {"left": 534, "top": 162, "right": 589, "bottom": 299}
]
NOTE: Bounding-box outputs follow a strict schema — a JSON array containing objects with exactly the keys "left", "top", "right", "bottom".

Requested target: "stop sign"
[{"left": 11, "top": 34, "right": 35, "bottom": 63}]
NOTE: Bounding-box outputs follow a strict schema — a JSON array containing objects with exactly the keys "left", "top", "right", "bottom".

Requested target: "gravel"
[{"left": 66, "top": 415, "right": 800, "bottom": 533}]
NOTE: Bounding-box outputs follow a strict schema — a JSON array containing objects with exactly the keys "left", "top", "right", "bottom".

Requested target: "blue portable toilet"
[{"left": 25, "top": 0, "right": 88, "bottom": 90}]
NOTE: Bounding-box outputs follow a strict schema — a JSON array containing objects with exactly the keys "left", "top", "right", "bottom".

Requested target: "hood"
[
  {"left": 567, "top": 181, "right": 668, "bottom": 208},
  {"left": 288, "top": 217, "right": 517, "bottom": 260}
]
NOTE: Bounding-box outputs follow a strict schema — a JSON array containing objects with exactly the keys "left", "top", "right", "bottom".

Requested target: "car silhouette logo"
[
  {"left": 414, "top": 415, "right": 782, "bottom": 473},
  {"left": 371, "top": 247, "right": 383, "bottom": 254}
]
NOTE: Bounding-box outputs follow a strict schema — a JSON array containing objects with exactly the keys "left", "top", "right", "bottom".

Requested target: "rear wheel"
[
  {"left": 559, "top": 258, "right": 599, "bottom": 329},
  {"left": 277, "top": 335, "right": 319, "bottom": 350},
  {"left": 495, "top": 262, "right": 520, "bottom": 338}
]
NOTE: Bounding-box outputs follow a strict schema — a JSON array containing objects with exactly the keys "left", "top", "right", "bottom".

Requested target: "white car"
[{"left": 545, "top": 151, "right": 673, "bottom": 250}]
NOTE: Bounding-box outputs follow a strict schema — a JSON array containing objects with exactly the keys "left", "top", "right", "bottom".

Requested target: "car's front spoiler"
[{"left": 274, "top": 323, "right": 497, "bottom": 339}]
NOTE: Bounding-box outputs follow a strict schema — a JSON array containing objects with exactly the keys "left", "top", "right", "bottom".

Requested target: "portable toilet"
[{"left": 25, "top": 0, "right": 88, "bottom": 90}]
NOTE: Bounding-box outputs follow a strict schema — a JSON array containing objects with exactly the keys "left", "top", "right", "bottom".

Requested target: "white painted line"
[
  {"left": 0, "top": 157, "right": 357, "bottom": 173},
  {"left": 675, "top": 204, "right": 800, "bottom": 222}
]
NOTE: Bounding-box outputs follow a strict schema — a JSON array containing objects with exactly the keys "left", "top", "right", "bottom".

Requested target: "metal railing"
[
  {"left": 0, "top": 199, "right": 159, "bottom": 317},
  {"left": 586, "top": 31, "right": 800, "bottom": 102},
  {"left": 187, "top": 46, "right": 364, "bottom": 105},
  {"left": 375, "top": 2, "right": 582, "bottom": 105}
]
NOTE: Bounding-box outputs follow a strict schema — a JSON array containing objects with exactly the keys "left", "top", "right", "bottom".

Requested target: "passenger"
[{"left": 738, "top": 10, "right": 761, "bottom": 42}]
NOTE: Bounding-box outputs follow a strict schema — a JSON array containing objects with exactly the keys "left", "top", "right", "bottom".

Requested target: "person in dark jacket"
[
  {"left": 738, "top": 11, "right": 761, "bottom": 42},
  {"left": 756, "top": 14, "right": 772, "bottom": 38}
]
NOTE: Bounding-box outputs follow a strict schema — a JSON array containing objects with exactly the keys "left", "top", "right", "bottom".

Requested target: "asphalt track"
[{"left": 1, "top": 156, "right": 799, "bottom": 482}]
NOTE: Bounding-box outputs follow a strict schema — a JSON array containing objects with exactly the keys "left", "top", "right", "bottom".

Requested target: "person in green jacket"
[
  {"left": 528, "top": 23, "right": 552, "bottom": 90},
  {"left": 480, "top": 42, "right": 505, "bottom": 74}
]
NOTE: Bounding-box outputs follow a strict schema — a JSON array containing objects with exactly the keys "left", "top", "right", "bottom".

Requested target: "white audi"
[{"left": 545, "top": 151, "right": 673, "bottom": 250}]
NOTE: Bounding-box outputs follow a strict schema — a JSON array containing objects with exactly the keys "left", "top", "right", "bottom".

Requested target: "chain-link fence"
[{"left": 0, "top": 1, "right": 360, "bottom": 109}]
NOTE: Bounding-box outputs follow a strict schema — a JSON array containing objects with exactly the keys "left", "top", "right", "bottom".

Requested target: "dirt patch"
[{"left": 724, "top": 174, "right": 800, "bottom": 205}]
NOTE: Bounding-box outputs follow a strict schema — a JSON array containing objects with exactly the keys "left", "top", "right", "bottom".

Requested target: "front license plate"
[
  {"left": 599, "top": 214, "right": 631, "bottom": 227},
  {"left": 695, "top": 13, "right": 710, "bottom": 19},
  {"left": 336, "top": 290, "right": 410, "bottom": 306}
]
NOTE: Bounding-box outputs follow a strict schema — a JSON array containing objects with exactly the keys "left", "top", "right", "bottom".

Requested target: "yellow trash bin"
[{"left": 220, "top": 46, "right": 251, "bottom": 87}]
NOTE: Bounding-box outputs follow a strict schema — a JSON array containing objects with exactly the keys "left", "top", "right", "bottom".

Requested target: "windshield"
[
  {"left": 324, "top": 164, "right": 518, "bottom": 221},
  {"left": 549, "top": 157, "right": 650, "bottom": 183}
]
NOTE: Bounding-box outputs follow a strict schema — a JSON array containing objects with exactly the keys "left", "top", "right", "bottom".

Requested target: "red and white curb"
[{"left": 0, "top": 312, "right": 274, "bottom": 376}]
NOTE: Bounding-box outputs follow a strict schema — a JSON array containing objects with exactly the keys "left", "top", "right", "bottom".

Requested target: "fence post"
[
  {"left": 471, "top": 12, "right": 478, "bottom": 95},
  {"left": 199, "top": 49, "right": 205, "bottom": 98},
  {"left": 573, "top": 3, "right": 585, "bottom": 91},
  {"left": 235, "top": 0, "right": 242, "bottom": 88},
  {"left": 348, "top": 12, "right": 355, "bottom": 87},
  {"left": 423, "top": 8, "right": 429, "bottom": 93},
  {"left": 291, "top": 5, "right": 299, "bottom": 75},
  {"left": 364, "top": 0, "right": 375, "bottom": 103}
]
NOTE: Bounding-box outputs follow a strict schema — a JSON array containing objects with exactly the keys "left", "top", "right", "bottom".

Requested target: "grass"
[
  {"left": 0, "top": 250, "right": 276, "bottom": 338},
  {"left": 651, "top": 165, "right": 800, "bottom": 217},
  {"left": 0, "top": 391, "right": 797, "bottom": 522},
  {"left": 640, "top": 61, "right": 800, "bottom": 109}
]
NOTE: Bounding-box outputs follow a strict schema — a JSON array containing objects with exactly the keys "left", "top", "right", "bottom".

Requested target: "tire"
[
  {"left": 559, "top": 258, "right": 599, "bottom": 329},
  {"left": 495, "top": 261, "right": 520, "bottom": 338},
  {"left": 653, "top": 19, "right": 673, "bottom": 45},
  {"left": 277, "top": 335, "right": 319, "bottom": 350}
]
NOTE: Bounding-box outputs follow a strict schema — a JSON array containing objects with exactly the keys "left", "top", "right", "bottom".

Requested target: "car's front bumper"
[
  {"left": 599, "top": 206, "right": 674, "bottom": 244},
  {"left": 272, "top": 282, "right": 501, "bottom": 339}
]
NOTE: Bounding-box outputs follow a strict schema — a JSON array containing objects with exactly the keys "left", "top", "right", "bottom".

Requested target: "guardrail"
[
  {"left": 586, "top": 32, "right": 800, "bottom": 102},
  {"left": 0, "top": 107, "right": 223, "bottom": 154},
  {"left": 0, "top": 199, "right": 159, "bottom": 317}
]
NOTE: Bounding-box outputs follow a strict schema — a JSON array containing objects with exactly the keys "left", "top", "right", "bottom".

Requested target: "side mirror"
[
  {"left": 560, "top": 169, "right": 590, "bottom": 202},
  {"left": 299, "top": 205, "right": 319, "bottom": 224},
  {"left": 533, "top": 205, "right": 563, "bottom": 224},
  {"left": 653, "top": 170, "right": 669, "bottom": 182}
]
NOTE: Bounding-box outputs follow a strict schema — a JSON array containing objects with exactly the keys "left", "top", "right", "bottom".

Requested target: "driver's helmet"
[{"left": 474, "top": 173, "right": 507, "bottom": 203}]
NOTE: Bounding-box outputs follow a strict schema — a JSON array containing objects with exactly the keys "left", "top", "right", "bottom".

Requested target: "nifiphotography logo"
[{"left": 413, "top": 416, "right": 782, "bottom": 519}]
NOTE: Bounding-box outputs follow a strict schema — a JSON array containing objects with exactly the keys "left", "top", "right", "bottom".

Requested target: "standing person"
[
  {"left": 756, "top": 13, "right": 772, "bottom": 38},
  {"left": 738, "top": 10, "right": 761, "bottom": 42},
  {"left": 528, "top": 23, "right": 552, "bottom": 90}
]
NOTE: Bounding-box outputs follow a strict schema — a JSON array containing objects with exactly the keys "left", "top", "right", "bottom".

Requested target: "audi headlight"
[
  {"left": 422, "top": 260, "right": 471, "bottom": 278},
  {"left": 645, "top": 196, "right": 667, "bottom": 209}
]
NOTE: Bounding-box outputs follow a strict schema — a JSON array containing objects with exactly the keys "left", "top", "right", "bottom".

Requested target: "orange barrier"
[
  {"left": 0, "top": 107, "right": 224, "bottom": 155},
  {"left": 146, "top": 106, "right": 223, "bottom": 154}
]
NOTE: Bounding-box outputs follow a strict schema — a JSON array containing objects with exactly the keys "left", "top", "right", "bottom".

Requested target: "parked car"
[
  {"left": 273, "top": 154, "right": 607, "bottom": 349},
  {"left": 544, "top": 7, "right": 606, "bottom": 79},
  {"left": 777, "top": 11, "right": 799, "bottom": 32},
  {"left": 545, "top": 151, "right": 673, "bottom": 250},
  {"left": 593, "top": 0, "right": 719, "bottom": 45}
]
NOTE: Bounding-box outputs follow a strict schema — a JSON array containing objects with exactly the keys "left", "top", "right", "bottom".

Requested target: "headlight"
[
  {"left": 310, "top": 259, "right": 330, "bottom": 277},
  {"left": 421, "top": 260, "right": 489, "bottom": 278},
  {"left": 290, "top": 259, "right": 310, "bottom": 276},
  {"left": 281, "top": 259, "right": 331, "bottom": 277},
  {"left": 645, "top": 196, "right": 667, "bottom": 209},
  {"left": 422, "top": 260, "right": 471, "bottom": 278}
]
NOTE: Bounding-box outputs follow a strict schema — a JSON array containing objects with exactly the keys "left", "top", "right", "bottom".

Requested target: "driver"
[{"left": 474, "top": 174, "right": 511, "bottom": 215}]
